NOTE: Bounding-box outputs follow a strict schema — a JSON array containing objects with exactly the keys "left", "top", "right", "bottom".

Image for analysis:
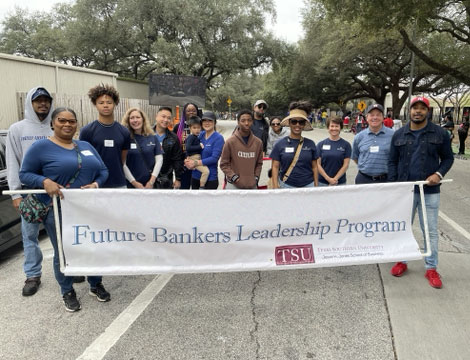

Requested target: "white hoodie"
[
  {"left": 266, "top": 126, "right": 290, "bottom": 157},
  {"left": 6, "top": 86, "right": 54, "bottom": 200}
]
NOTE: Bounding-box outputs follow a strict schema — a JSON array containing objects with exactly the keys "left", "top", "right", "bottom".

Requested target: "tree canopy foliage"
[{"left": 0, "top": 0, "right": 282, "bottom": 88}]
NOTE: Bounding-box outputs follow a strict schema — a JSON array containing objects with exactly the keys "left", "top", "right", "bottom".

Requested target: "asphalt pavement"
[{"left": 0, "top": 124, "right": 469, "bottom": 360}]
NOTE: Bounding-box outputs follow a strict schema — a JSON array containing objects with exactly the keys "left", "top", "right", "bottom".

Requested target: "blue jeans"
[
  {"left": 279, "top": 180, "right": 315, "bottom": 188},
  {"left": 43, "top": 209, "right": 102, "bottom": 295},
  {"left": 21, "top": 218, "right": 43, "bottom": 278},
  {"left": 412, "top": 192, "right": 440, "bottom": 269}
]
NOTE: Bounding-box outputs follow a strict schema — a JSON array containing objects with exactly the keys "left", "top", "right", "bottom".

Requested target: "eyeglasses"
[
  {"left": 257, "top": 105, "right": 267, "bottom": 110},
  {"left": 56, "top": 118, "right": 77, "bottom": 125},
  {"left": 290, "top": 119, "right": 306, "bottom": 126},
  {"left": 271, "top": 123, "right": 281, "bottom": 126}
]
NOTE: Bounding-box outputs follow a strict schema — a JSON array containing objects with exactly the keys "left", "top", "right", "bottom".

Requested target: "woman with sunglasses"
[
  {"left": 20, "top": 107, "right": 109, "bottom": 312},
  {"left": 266, "top": 116, "right": 290, "bottom": 157},
  {"left": 271, "top": 101, "right": 319, "bottom": 188}
]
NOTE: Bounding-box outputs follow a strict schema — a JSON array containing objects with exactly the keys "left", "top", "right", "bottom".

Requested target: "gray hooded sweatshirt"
[{"left": 6, "top": 86, "right": 54, "bottom": 200}]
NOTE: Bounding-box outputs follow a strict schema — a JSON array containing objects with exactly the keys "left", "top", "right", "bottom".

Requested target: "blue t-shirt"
[
  {"left": 156, "top": 133, "right": 167, "bottom": 149},
  {"left": 126, "top": 134, "right": 163, "bottom": 184},
  {"left": 192, "top": 131, "right": 225, "bottom": 182},
  {"left": 79, "top": 120, "right": 131, "bottom": 188},
  {"left": 316, "top": 138, "right": 352, "bottom": 184},
  {"left": 270, "top": 137, "right": 318, "bottom": 187},
  {"left": 19, "top": 139, "right": 108, "bottom": 204}
]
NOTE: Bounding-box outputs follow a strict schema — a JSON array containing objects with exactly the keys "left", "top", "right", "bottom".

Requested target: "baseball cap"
[
  {"left": 366, "top": 103, "right": 384, "bottom": 115},
  {"left": 31, "top": 87, "right": 52, "bottom": 101},
  {"left": 201, "top": 111, "right": 216, "bottom": 122},
  {"left": 410, "top": 96, "right": 430, "bottom": 109},
  {"left": 254, "top": 99, "right": 268, "bottom": 109}
]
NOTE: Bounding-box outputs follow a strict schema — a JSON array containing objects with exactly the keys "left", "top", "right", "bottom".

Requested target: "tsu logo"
[{"left": 275, "top": 244, "right": 315, "bottom": 265}]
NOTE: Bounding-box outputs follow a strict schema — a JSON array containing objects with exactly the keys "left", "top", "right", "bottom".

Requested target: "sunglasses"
[
  {"left": 271, "top": 122, "right": 281, "bottom": 126},
  {"left": 56, "top": 118, "right": 77, "bottom": 125},
  {"left": 290, "top": 119, "right": 306, "bottom": 126},
  {"left": 257, "top": 105, "right": 267, "bottom": 110}
]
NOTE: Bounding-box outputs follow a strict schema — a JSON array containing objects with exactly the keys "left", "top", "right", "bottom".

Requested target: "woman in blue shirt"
[
  {"left": 20, "top": 107, "right": 109, "bottom": 312},
  {"left": 184, "top": 111, "right": 225, "bottom": 189},
  {"left": 121, "top": 107, "right": 163, "bottom": 188},
  {"left": 316, "top": 116, "right": 352, "bottom": 186},
  {"left": 271, "top": 101, "right": 319, "bottom": 188}
]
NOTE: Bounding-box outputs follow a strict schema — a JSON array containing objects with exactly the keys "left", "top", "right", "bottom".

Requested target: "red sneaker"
[
  {"left": 425, "top": 269, "right": 442, "bottom": 289},
  {"left": 390, "top": 262, "right": 408, "bottom": 277}
]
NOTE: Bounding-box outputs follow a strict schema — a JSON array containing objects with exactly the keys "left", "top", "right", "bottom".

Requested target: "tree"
[
  {"left": 0, "top": 0, "right": 282, "bottom": 88},
  {"left": 317, "top": 0, "right": 470, "bottom": 85}
]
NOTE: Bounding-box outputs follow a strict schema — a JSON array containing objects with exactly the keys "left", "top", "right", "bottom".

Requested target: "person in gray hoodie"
[
  {"left": 6, "top": 86, "right": 54, "bottom": 296},
  {"left": 266, "top": 116, "right": 290, "bottom": 157}
]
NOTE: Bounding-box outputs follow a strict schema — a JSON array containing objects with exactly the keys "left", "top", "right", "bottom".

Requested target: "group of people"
[{"left": 6, "top": 85, "right": 454, "bottom": 313}]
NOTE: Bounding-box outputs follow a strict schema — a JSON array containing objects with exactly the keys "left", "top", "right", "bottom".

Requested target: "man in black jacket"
[
  {"left": 154, "top": 107, "right": 184, "bottom": 189},
  {"left": 388, "top": 96, "right": 454, "bottom": 289}
]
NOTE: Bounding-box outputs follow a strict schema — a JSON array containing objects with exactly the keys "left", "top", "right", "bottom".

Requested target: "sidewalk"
[{"left": 380, "top": 252, "right": 470, "bottom": 360}]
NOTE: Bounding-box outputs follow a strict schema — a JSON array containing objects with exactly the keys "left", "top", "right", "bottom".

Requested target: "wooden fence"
[{"left": 17, "top": 93, "right": 163, "bottom": 129}]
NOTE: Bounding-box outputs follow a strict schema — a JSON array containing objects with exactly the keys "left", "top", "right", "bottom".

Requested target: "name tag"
[
  {"left": 370, "top": 146, "right": 379, "bottom": 153},
  {"left": 322, "top": 144, "right": 331, "bottom": 150},
  {"left": 104, "top": 139, "right": 114, "bottom": 147},
  {"left": 80, "top": 150, "right": 94, "bottom": 156},
  {"left": 285, "top": 147, "right": 294, "bottom": 153},
  {"left": 130, "top": 143, "right": 137, "bottom": 149}
]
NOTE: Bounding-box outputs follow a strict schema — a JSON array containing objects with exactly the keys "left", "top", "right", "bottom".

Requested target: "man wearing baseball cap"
[
  {"left": 388, "top": 96, "right": 454, "bottom": 288},
  {"left": 6, "top": 87, "right": 54, "bottom": 296},
  {"left": 251, "top": 99, "right": 270, "bottom": 154},
  {"left": 351, "top": 103, "right": 394, "bottom": 184}
]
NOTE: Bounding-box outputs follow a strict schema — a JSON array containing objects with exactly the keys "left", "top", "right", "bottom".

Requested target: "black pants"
[
  {"left": 458, "top": 131, "right": 468, "bottom": 154},
  {"left": 180, "top": 169, "right": 193, "bottom": 189},
  {"left": 191, "top": 178, "right": 219, "bottom": 189}
]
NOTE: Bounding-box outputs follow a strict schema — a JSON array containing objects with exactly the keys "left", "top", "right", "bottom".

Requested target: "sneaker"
[
  {"left": 425, "top": 269, "right": 442, "bottom": 289},
  {"left": 22, "top": 277, "right": 41, "bottom": 296},
  {"left": 63, "top": 289, "right": 81, "bottom": 312},
  {"left": 89, "top": 283, "right": 111, "bottom": 302},
  {"left": 390, "top": 262, "right": 408, "bottom": 277},
  {"left": 73, "top": 276, "right": 86, "bottom": 283}
]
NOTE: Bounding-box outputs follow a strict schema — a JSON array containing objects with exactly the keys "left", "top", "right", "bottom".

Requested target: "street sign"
[
  {"left": 358, "top": 101, "right": 366, "bottom": 112},
  {"left": 227, "top": 98, "right": 232, "bottom": 105}
]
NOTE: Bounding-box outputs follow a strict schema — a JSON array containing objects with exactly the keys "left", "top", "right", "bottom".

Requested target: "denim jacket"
[{"left": 388, "top": 121, "right": 454, "bottom": 193}]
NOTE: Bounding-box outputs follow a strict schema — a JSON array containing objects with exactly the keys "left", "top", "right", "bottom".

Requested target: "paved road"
[{"left": 0, "top": 123, "right": 468, "bottom": 360}]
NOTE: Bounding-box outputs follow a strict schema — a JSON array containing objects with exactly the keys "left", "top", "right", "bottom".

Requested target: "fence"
[{"left": 17, "top": 93, "right": 163, "bottom": 130}]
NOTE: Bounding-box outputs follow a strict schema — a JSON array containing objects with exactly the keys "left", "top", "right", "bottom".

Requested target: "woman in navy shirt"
[
  {"left": 121, "top": 107, "right": 163, "bottom": 188},
  {"left": 271, "top": 101, "right": 319, "bottom": 188},
  {"left": 316, "top": 116, "right": 352, "bottom": 186},
  {"left": 20, "top": 107, "right": 109, "bottom": 312},
  {"left": 184, "top": 111, "right": 225, "bottom": 189}
]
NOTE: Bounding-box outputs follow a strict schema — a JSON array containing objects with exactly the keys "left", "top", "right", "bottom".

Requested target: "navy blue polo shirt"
[
  {"left": 126, "top": 134, "right": 163, "bottom": 184},
  {"left": 79, "top": 120, "right": 131, "bottom": 188},
  {"left": 316, "top": 137, "right": 352, "bottom": 184},
  {"left": 271, "top": 137, "right": 318, "bottom": 187}
]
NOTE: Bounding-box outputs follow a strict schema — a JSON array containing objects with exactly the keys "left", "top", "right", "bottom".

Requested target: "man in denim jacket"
[{"left": 388, "top": 96, "right": 454, "bottom": 288}]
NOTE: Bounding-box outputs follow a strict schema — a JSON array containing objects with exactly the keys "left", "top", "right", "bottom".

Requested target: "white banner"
[{"left": 60, "top": 183, "right": 422, "bottom": 275}]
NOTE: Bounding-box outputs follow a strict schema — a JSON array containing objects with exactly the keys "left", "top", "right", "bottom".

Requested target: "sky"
[{"left": 0, "top": 0, "right": 305, "bottom": 43}]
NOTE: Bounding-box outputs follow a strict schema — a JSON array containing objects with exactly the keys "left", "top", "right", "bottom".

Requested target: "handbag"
[
  {"left": 18, "top": 194, "right": 51, "bottom": 224},
  {"left": 19, "top": 141, "right": 82, "bottom": 223}
]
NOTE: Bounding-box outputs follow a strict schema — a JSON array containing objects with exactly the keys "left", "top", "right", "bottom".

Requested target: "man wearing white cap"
[
  {"left": 388, "top": 96, "right": 454, "bottom": 288},
  {"left": 251, "top": 99, "right": 270, "bottom": 154}
]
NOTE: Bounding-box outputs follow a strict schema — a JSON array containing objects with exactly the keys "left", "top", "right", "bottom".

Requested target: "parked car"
[{"left": 0, "top": 130, "right": 22, "bottom": 253}]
